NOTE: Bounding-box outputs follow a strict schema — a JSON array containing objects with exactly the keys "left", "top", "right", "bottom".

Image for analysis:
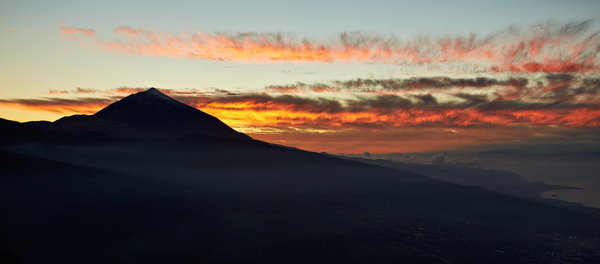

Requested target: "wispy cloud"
[
  {"left": 263, "top": 75, "right": 600, "bottom": 104},
  {"left": 266, "top": 77, "right": 529, "bottom": 94},
  {"left": 58, "top": 20, "right": 600, "bottom": 73},
  {"left": 58, "top": 23, "right": 96, "bottom": 39}
]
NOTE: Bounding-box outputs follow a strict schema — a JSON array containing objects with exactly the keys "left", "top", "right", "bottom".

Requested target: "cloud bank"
[
  {"left": 2, "top": 74, "right": 598, "bottom": 129},
  {"left": 58, "top": 20, "right": 600, "bottom": 73}
]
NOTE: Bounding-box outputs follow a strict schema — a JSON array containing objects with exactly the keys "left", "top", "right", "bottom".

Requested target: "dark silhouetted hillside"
[{"left": 1, "top": 89, "right": 599, "bottom": 263}]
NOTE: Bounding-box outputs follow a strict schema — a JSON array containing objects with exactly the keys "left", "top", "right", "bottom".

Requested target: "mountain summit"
[{"left": 51, "top": 88, "right": 250, "bottom": 140}]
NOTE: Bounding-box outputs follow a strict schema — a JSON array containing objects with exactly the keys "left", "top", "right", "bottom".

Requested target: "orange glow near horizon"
[
  {"left": 1, "top": 94, "right": 599, "bottom": 153},
  {"left": 2, "top": 96, "right": 598, "bottom": 128},
  {"left": 0, "top": 100, "right": 106, "bottom": 114},
  {"left": 196, "top": 102, "right": 600, "bottom": 128}
]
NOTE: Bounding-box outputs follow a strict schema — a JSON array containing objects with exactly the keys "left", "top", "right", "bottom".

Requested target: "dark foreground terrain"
[{"left": 1, "top": 89, "right": 599, "bottom": 263}]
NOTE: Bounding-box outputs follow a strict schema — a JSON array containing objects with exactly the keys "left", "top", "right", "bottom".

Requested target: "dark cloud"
[
  {"left": 265, "top": 75, "right": 600, "bottom": 106},
  {"left": 546, "top": 73, "right": 576, "bottom": 83},
  {"left": 412, "top": 94, "right": 438, "bottom": 106},
  {"left": 346, "top": 95, "right": 414, "bottom": 113},
  {"left": 197, "top": 91, "right": 599, "bottom": 114},
  {"left": 337, "top": 77, "right": 528, "bottom": 90},
  {"left": 268, "top": 76, "right": 529, "bottom": 93},
  {"left": 40, "top": 86, "right": 600, "bottom": 115}
]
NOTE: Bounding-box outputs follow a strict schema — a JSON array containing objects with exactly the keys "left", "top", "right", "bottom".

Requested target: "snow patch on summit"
[{"left": 144, "top": 88, "right": 173, "bottom": 101}]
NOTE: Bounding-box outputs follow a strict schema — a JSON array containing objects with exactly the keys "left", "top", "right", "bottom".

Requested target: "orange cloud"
[
  {"left": 58, "top": 20, "right": 600, "bottom": 73},
  {"left": 4, "top": 94, "right": 598, "bottom": 129},
  {"left": 5, "top": 76, "right": 600, "bottom": 130},
  {"left": 196, "top": 101, "right": 600, "bottom": 129},
  {"left": 492, "top": 61, "right": 598, "bottom": 73},
  {"left": 114, "top": 26, "right": 146, "bottom": 35},
  {"left": 2, "top": 85, "right": 599, "bottom": 153},
  {"left": 58, "top": 23, "right": 95, "bottom": 37},
  {"left": 0, "top": 97, "right": 113, "bottom": 114}
]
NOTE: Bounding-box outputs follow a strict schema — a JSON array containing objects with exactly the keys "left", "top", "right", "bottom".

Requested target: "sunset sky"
[{"left": 1, "top": 0, "right": 599, "bottom": 153}]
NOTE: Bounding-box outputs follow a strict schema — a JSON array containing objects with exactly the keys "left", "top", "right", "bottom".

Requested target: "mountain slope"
[
  {"left": 338, "top": 155, "right": 579, "bottom": 198},
  {"left": 1, "top": 144, "right": 599, "bottom": 263}
]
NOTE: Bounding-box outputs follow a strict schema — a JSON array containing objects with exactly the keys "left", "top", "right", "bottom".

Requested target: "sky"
[{"left": 0, "top": 0, "right": 599, "bottom": 153}]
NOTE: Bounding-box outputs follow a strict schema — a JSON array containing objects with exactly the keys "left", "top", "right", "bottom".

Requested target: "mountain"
[
  {"left": 33, "top": 88, "right": 250, "bottom": 140},
  {"left": 1, "top": 90, "right": 600, "bottom": 263}
]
